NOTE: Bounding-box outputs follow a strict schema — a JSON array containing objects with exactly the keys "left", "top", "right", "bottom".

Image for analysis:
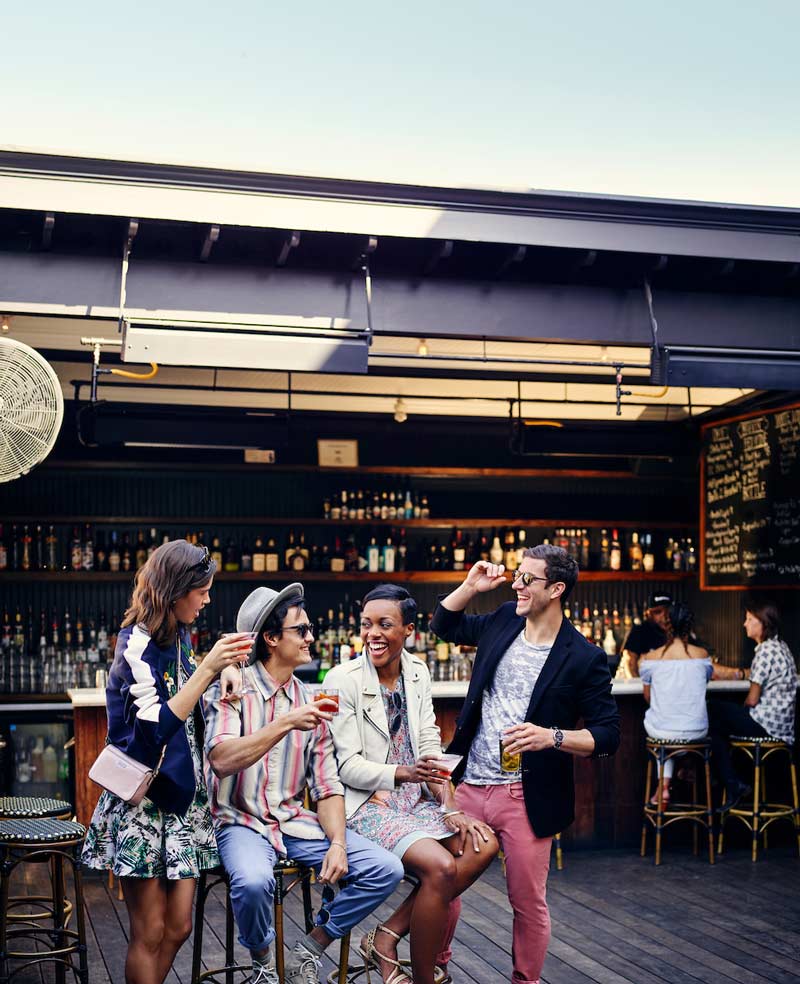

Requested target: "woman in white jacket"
[{"left": 325, "top": 585, "right": 498, "bottom": 984}]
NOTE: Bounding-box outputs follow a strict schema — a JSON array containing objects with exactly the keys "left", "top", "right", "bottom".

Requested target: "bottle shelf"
[
  {"left": 2, "top": 516, "right": 696, "bottom": 530},
  {"left": 0, "top": 570, "right": 697, "bottom": 584}
]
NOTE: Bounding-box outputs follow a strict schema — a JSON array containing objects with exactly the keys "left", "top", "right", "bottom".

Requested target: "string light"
[
  {"left": 417, "top": 338, "right": 429, "bottom": 356},
  {"left": 393, "top": 398, "right": 408, "bottom": 423}
]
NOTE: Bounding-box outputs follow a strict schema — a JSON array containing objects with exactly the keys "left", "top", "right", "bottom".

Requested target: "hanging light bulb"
[
  {"left": 417, "top": 338, "right": 429, "bottom": 357},
  {"left": 0, "top": 315, "right": 9, "bottom": 334},
  {"left": 393, "top": 398, "right": 408, "bottom": 423}
]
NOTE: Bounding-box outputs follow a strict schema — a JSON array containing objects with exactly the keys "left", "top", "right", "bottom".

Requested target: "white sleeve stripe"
[{"left": 123, "top": 625, "right": 164, "bottom": 724}]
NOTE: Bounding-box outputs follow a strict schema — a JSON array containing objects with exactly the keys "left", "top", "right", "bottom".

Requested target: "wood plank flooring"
[{"left": 4, "top": 847, "right": 800, "bottom": 983}]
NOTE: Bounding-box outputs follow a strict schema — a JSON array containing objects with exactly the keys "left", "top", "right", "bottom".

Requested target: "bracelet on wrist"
[
  {"left": 330, "top": 841, "right": 347, "bottom": 850},
  {"left": 442, "top": 809, "right": 464, "bottom": 820}
]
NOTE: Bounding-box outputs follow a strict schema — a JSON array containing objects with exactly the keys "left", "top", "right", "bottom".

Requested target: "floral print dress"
[
  {"left": 347, "top": 678, "right": 452, "bottom": 859},
  {"left": 82, "top": 638, "right": 219, "bottom": 879}
]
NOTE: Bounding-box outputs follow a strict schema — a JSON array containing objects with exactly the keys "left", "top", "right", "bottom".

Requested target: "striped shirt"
[{"left": 203, "top": 661, "right": 344, "bottom": 854}]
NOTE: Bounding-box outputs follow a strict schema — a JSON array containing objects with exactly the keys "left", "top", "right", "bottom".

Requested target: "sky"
[{"left": 2, "top": 1, "right": 799, "bottom": 207}]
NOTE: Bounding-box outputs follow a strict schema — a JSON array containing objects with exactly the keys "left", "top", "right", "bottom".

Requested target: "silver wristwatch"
[{"left": 552, "top": 726, "right": 564, "bottom": 750}]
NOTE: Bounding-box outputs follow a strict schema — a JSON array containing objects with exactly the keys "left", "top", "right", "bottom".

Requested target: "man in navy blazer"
[{"left": 430, "top": 543, "right": 619, "bottom": 984}]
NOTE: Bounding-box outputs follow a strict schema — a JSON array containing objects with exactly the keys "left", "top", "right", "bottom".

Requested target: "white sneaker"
[
  {"left": 284, "top": 941, "right": 322, "bottom": 984},
  {"left": 250, "top": 954, "right": 279, "bottom": 984}
]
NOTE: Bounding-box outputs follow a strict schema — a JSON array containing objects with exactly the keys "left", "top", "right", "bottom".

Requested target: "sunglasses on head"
[
  {"left": 191, "top": 546, "right": 212, "bottom": 574},
  {"left": 509, "top": 569, "right": 551, "bottom": 587},
  {"left": 280, "top": 622, "right": 315, "bottom": 639}
]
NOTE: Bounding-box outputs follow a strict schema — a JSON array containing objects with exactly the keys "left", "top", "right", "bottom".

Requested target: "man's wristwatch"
[{"left": 552, "top": 727, "right": 564, "bottom": 750}]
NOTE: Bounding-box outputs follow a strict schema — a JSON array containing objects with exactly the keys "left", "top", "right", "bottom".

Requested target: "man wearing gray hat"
[{"left": 204, "top": 583, "right": 404, "bottom": 984}]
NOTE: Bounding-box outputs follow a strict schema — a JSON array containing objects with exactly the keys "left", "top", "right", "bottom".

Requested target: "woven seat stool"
[
  {"left": 718, "top": 737, "right": 800, "bottom": 862},
  {"left": 0, "top": 817, "right": 87, "bottom": 984},
  {"left": 191, "top": 859, "right": 353, "bottom": 984},
  {"left": 640, "top": 737, "right": 714, "bottom": 866}
]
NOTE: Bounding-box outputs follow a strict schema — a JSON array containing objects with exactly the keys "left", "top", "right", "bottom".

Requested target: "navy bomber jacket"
[
  {"left": 105, "top": 624, "right": 198, "bottom": 815},
  {"left": 430, "top": 601, "right": 620, "bottom": 838}
]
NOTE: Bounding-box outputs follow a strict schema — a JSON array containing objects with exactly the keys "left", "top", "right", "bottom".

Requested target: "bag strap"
[{"left": 152, "top": 744, "right": 168, "bottom": 779}]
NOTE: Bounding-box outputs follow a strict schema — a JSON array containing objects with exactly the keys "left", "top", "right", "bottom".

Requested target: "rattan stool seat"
[
  {"left": 0, "top": 818, "right": 85, "bottom": 844},
  {"left": 730, "top": 736, "right": 790, "bottom": 746},
  {"left": 646, "top": 737, "right": 710, "bottom": 747},
  {"left": 0, "top": 797, "right": 72, "bottom": 820}
]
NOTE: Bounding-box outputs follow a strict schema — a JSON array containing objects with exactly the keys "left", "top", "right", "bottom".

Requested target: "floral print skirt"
[{"left": 81, "top": 784, "right": 219, "bottom": 880}]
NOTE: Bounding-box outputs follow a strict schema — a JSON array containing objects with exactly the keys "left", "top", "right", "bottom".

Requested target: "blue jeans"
[{"left": 215, "top": 824, "right": 404, "bottom": 952}]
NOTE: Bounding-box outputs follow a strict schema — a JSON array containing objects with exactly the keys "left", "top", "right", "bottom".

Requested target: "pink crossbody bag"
[{"left": 89, "top": 743, "right": 168, "bottom": 806}]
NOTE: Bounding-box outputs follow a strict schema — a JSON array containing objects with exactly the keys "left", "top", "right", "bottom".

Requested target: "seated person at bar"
[
  {"left": 204, "top": 584, "right": 404, "bottom": 984},
  {"left": 325, "top": 584, "right": 498, "bottom": 984},
  {"left": 708, "top": 597, "right": 798, "bottom": 812},
  {"left": 639, "top": 602, "right": 712, "bottom": 804},
  {"left": 621, "top": 593, "right": 672, "bottom": 678}
]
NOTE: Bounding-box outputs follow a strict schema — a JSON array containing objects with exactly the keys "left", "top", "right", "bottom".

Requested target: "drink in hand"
[
  {"left": 310, "top": 686, "right": 340, "bottom": 713},
  {"left": 499, "top": 735, "right": 521, "bottom": 774}
]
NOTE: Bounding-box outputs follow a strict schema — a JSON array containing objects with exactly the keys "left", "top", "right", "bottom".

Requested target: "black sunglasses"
[
  {"left": 280, "top": 622, "right": 315, "bottom": 639},
  {"left": 191, "top": 546, "right": 212, "bottom": 574},
  {"left": 509, "top": 569, "right": 551, "bottom": 587},
  {"left": 387, "top": 690, "right": 403, "bottom": 734}
]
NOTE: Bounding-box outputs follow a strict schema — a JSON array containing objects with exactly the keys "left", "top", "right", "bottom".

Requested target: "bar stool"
[
  {"left": 0, "top": 798, "right": 75, "bottom": 927},
  {"left": 717, "top": 736, "right": 800, "bottom": 862},
  {"left": 640, "top": 737, "right": 714, "bottom": 866},
  {"left": 191, "top": 859, "right": 351, "bottom": 984},
  {"left": 0, "top": 817, "right": 88, "bottom": 984}
]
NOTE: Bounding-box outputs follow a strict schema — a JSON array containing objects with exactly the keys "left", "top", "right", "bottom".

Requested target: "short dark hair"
[
  {"left": 744, "top": 596, "right": 781, "bottom": 641},
  {"left": 362, "top": 584, "right": 417, "bottom": 625},
  {"left": 522, "top": 543, "right": 579, "bottom": 602},
  {"left": 256, "top": 592, "right": 306, "bottom": 662}
]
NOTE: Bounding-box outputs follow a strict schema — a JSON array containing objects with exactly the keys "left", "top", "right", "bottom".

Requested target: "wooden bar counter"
[{"left": 70, "top": 680, "right": 759, "bottom": 843}]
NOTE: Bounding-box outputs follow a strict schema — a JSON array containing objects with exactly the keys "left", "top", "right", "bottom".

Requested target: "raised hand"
[{"left": 464, "top": 560, "right": 507, "bottom": 593}]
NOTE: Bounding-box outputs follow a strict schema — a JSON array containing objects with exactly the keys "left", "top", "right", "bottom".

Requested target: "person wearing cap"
[
  {"left": 203, "top": 583, "right": 404, "bottom": 984},
  {"left": 620, "top": 593, "right": 674, "bottom": 678},
  {"left": 430, "top": 544, "right": 620, "bottom": 984}
]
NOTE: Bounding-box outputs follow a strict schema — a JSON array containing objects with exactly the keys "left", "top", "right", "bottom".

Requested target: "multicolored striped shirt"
[{"left": 203, "top": 661, "right": 344, "bottom": 854}]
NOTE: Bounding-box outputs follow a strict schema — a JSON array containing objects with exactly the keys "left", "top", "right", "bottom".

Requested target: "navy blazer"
[
  {"left": 430, "top": 601, "right": 620, "bottom": 838},
  {"left": 105, "top": 624, "right": 198, "bottom": 815}
]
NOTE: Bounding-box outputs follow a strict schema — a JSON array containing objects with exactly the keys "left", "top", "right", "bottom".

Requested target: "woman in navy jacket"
[{"left": 82, "top": 540, "right": 250, "bottom": 984}]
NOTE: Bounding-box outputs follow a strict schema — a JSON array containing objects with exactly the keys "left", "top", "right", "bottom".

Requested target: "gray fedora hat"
[{"left": 236, "top": 583, "right": 305, "bottom": 661}]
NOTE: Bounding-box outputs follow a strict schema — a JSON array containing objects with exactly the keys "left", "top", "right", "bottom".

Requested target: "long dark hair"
[
  {"left": 661, "top": 601, "right": 694, "bottom": 655},
  {"left": 122, "top": 540, "right": 217, "bottom": 648},
  {"left": 744, "top": 596, "right": 781, "bottom": 641}
]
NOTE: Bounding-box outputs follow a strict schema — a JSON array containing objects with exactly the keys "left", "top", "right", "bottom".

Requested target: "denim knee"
[{"left": 230, "top": 865, "right": 276, "bottom": 908}]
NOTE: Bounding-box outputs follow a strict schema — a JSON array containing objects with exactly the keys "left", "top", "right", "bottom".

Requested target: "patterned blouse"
[{"left": 749, "top": 637, "right": 798, "bottom": 744}]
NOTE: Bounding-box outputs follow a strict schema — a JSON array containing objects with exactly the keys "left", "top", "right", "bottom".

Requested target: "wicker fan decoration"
[{"left": 0, "top": 337, "right": 64, "bottom": 483}]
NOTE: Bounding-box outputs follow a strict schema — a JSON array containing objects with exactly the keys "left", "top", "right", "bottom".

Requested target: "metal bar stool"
[
  {"left": 640, "top": 738, "right": 714, "bottom": 866},
  {"left": 0, "top": 798, "right": 75, "bottom": 929},
  {"left": 718, "top": 737, "right": 800, "bottom": 862},
  {"left": 0, "top": 817, "right": 88, "bottom": 984},
  {"left": 191, "top": 859, "right": 352, "bottom": 984}
]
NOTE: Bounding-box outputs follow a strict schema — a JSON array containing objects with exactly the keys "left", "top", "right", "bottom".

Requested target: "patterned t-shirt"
[
  {"left": 749, "top": 637, "right": 798, "bottom": 744},
  {"left": 463, "top": 632, "right": 551, "bottom": 784}
]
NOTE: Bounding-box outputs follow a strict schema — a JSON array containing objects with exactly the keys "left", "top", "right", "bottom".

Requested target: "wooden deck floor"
[{"left": 7, "top": 846, "right": 800, "bottom": 984}]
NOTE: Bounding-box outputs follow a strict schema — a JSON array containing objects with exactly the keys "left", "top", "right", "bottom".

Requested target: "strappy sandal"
[{"left": 359, "top": 925, "right": 413, "bottom": 984}]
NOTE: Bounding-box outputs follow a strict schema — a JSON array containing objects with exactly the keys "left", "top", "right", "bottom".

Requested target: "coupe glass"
[
  {"left": 222, "top": 632, "right": 258, "bottom": 696},
  {"left": 429, "top": 753, "right": 463, "bottom": 811}
]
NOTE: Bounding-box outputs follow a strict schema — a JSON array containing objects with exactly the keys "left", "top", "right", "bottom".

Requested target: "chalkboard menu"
[{"left": 701, "top": 402, "right": 800, "bottom": 589}]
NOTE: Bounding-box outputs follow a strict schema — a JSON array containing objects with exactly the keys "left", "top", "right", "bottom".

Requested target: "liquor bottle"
[
  {"left": 284, "top": 531, "right": 298, "bottom": 569},
  {"left": 580, "top": 605, "right": 592, "bottom": 640},
  {"left": 108, "top": 531, "right": 121, "bottom": 572},
  {"left": 452, "top": 529, "right": 466, "bottom": 572},
  {"left": 265, "top": 538, "right": 280, "bottom": 572},
  {"left": 70, "top": 526, "right": 82, "bottom": 571},
  {"left": 489, "top": 534, "right": 503, "bottom": 565},
  {"left": 609, "top": 529, "right": 622, "bottom": 572},
  {"left": 34, "top": 524, "right": 45, "bottom": 570},
  {"left": 420, "top": 495, "right": 430, "bottom": 519},
  {"left": 629, "top": 531, "right": 643, "bottom": 572},
  {"left": 515, "top": 529, "right": 527, "bottom": 567},
  {"left": 503, "top": 529, "right": 517, "bottom": 569},
  {"left": 330, "top": 493, "right": 341, "bottom": 521},
  {"left": 10, "top": 525, "right": 20, "bottom": 571},
  {"left": 477, "top": 532, "right": 490, "bottom": 563},
  {"left": 147, "top": 527, "right": 159, "bottom": 559},
  {"left": 603, "top": 626, "right": 617, "bottom": 657},
  {"left": 413, "top": 494, "right": 422, "bottom": 520},
  {"left": 252, "top": 536, "right": 266, "bottom": 573},
  {"left": 388, "top": 491, "right": 397, "bottom": 521},
  {"left": 380, "top": 492, "right": 389, "bottom": 521},
  {"left": 94, "top": 529, "right": 107, "bottom": 571},
  {"left": 397, "top": 529, "right": 408, "bottom": 571},
  {"left": 580, "top": 529, "right": 591, "bottom": 570},
  {"left": 20, "top": 524, "right": 32, "bottom": 571},
  {"left": 404, "top": 490, "right": 413, "bottom": 520},
  {"left": 642, "top": 533, "right": 655, "bottom": 572},
  {"left": 344, "top": 535, "right": 360, "bottom": 572},
  {"left": 323, "top": 497, "right": 331, "bottom": 520},
  {"left": 210, "top": 536, "right": 223, "bottom": 569},
  {"left": 299, "top": 532, "right": 310, "bottom": 563},
  {"left": 240, "top": 538, "right": 253, "bottom": 572},
  {"left": 340, "top": 490, "right": 349, "bottom": 521},
  {"left": 288, "top": 538, "right": 306, "bottom": 572},
  {"left": 81, "top": 524, "right": 94, "bottom": 571},
  {"left": 592, "top": 605, "right": 603, "bottom": 644},
  {"left": 224, "top": 538, "right": 240, "bottom": 573},
  {"left": 366, "top": 537, "right": 380, "bottom": 573},
  {"left": 568, "top": 529, "right": 579, "bottom": 561},
  {"left": 121, "top": 532, "right": 133, "bottom": 572},
  {"left": 665, "top": 537, "right": 675, "bottom": 569},
  {"left": 672, "top": 539, "right": 684, "bottom": 571},
  {"left": 599, "top": 529, "right": 610, "bottom": 570},
  {"left": 685, "top": 537, "right": 697, "bottom": 571},
  {"left": 330, "top": 537, "right": 346, "bottom": 573},
  {"left": 0, "top": 525, "right": 6, "bottom": 571},
  {"left": 382, "top": 536, "right": 397, "bottom": 574},
  {"left": 134, "top": 529, "right": 147, "bottom": 569},
  {"left": 356, "top": 489, "right": 366, "bottom": 521},
  {"left": 372, "top": 492, "right": 381, "bottom": 520}
]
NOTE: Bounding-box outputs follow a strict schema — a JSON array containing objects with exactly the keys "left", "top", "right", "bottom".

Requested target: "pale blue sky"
[{"left": 2, "top": 1, "right": 799, "bottom": 206}]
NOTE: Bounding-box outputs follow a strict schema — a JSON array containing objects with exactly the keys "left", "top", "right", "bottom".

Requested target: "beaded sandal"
[{"left": 359, "top": 925, "right": 413, "bottom": 984}]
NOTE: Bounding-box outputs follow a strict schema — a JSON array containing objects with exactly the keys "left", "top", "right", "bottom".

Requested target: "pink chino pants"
[{"left": 455, "top": 782, "right": 552, "bottom": 984}]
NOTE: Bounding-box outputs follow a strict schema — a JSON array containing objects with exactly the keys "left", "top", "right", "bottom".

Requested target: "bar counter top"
[{"left": 68, "top": 677, "right": 752, "bottom": 708}]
